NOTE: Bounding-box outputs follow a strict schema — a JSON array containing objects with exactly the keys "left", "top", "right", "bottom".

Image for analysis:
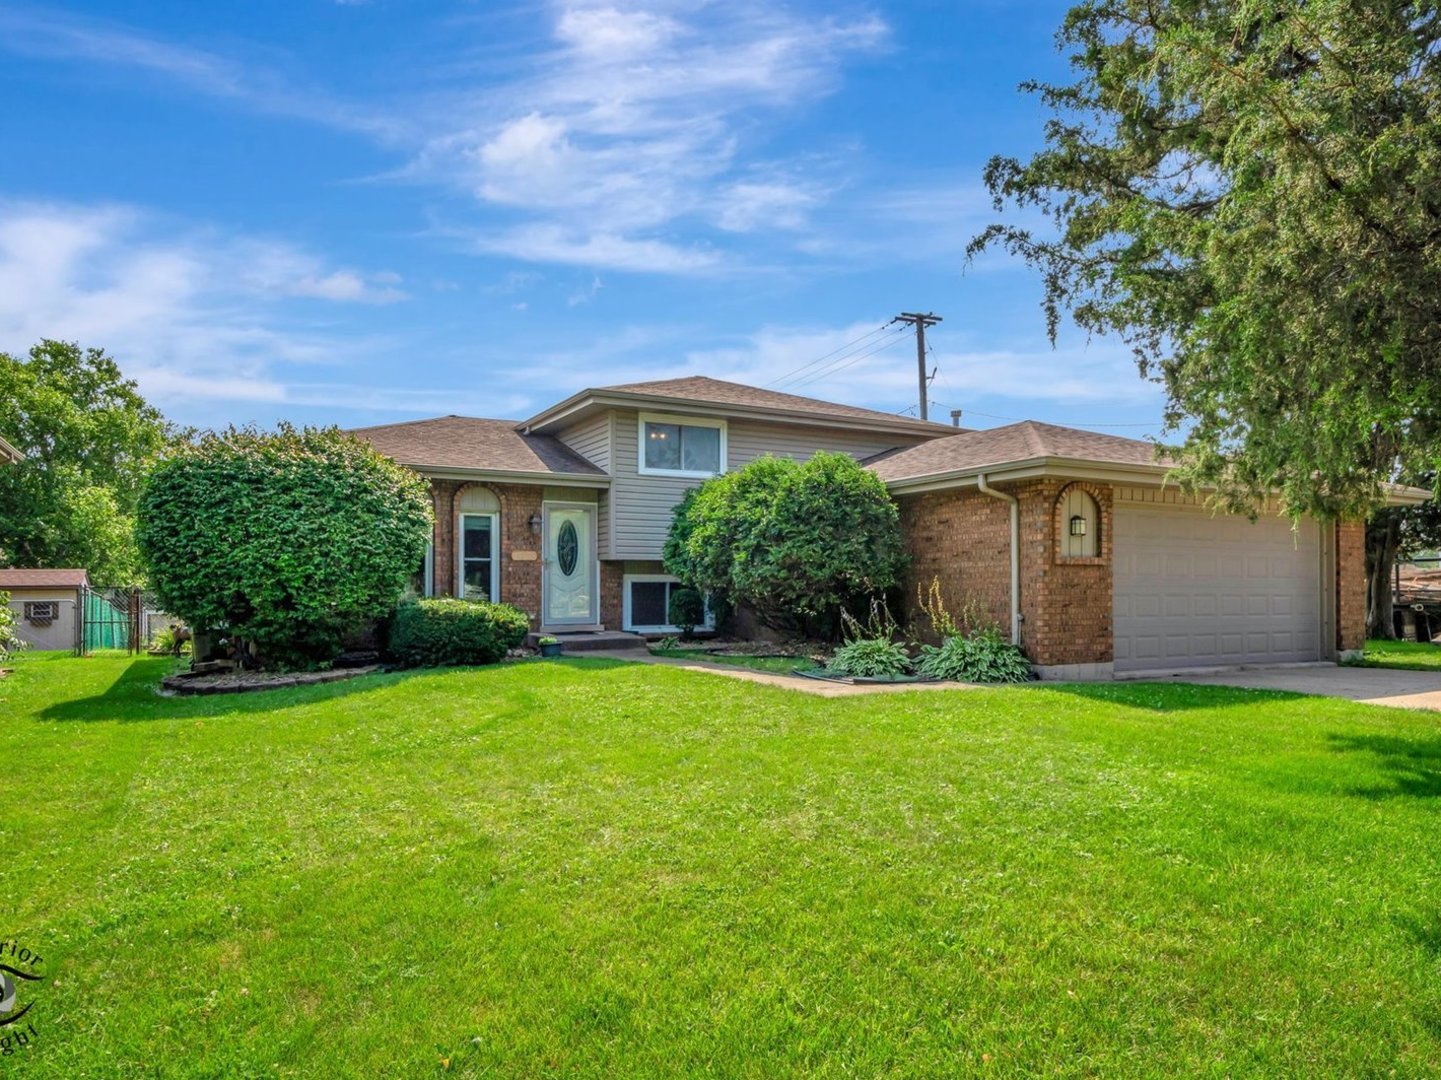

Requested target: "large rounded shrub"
[
  {"left": 136, "top": 425, "right": 433, "bottom": 669},
  {"left": 663, "top": 451, "right": 907, "bottom": 634}
]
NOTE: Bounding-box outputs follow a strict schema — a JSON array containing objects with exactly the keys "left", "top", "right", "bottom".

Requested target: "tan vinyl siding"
[
  {"left": 554, "top": 415, "right": 611, "bottom": 550},
  {"left": 610, "top": 409, "right": 696, "bottom": 558},
  {"left": 609, "top": 409, "right": 931, "bottom": 559},
  {"left": 727, "top": 419, "right": 914, "bottom": 469},
  {"left": 556, "top": 413, "right": 611, "bottom": 472}
]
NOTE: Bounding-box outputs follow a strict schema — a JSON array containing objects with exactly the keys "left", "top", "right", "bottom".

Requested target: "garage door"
[{"left": 1112, "top": 506, "right": 1324, "bottom": 673}]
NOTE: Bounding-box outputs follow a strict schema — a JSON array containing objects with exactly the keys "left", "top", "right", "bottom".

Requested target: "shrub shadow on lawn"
[
  {"left": 1327, "top": 732, "right": 1441, "bottom": 800},
  {"left": 1035, "top": 680, "right": 1304, "bottom": 713},
  {"left": 38, "top": 655, "right": 635, "bottom": 723}
]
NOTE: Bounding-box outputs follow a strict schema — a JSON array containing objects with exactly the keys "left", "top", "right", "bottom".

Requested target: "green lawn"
[
  {"left": 4, "top": 653, "right": 1441, "bottom": 1077},
  {"left": 1353, "top": 637, "right": 1441, "bottom": 671},
  {"left": 649, "top": 647, "right": 816, "bottom": 675}
]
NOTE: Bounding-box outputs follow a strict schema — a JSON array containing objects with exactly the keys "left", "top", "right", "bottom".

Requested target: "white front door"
[{"left": 543, "top": 504, "right": 597, "bottom": 626}]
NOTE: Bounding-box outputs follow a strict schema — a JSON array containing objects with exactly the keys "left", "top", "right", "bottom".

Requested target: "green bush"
[
  {"left": 136, "top": 425, "right": 433, "bottom": 670},
  {"left": 388, "top": 598, "right": 530, "bottom": 668},
  {"left": 663, "top": 452, "right": 906, "bottom": 635},
  {"left": 667, "top": 586, "right": 706, "bottom": 637},
  {"left": 0, "top": 591, "right": 26, "bottom": 661},
  {"left": 915, "top": 629, "right": 1033, "bottom": 683}
]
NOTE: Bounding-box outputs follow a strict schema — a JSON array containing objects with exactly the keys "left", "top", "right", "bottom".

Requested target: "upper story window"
[{"left": 638, "top": 413, "right": 726, "bottom": 478}]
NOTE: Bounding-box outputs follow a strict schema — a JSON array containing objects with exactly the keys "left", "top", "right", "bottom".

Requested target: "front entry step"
[{"left": 527, "top": 629, "right": 649, "bottom": 652}]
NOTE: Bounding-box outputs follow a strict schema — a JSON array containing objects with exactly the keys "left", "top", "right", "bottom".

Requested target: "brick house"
[{"left": 353, "top": 377, "right": 1419, "bottom": 680}]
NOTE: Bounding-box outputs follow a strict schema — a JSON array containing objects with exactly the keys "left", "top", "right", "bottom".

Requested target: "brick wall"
[
  {"left": 428, "top": 479, "right": 545, "bottom": 627},
  {"left": 898, "top": 486, "right": 1013, "bottom": 642},
  {"left": 1336, "top": 519, "right": 1365, "bottom": 652},
  {"left": 1025, "top": 480, "right": 1113, "bottom": 667},
  {"left": 898, "top": 480, "right": 1114, "bottom": 668},
  {"left": 600, "top": 560, "right": 624, "bottom": 630}
]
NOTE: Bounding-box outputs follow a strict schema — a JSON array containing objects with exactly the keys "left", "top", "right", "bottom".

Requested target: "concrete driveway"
[{"left": 1147, "top": 664, "right": 1441, "bottom": 711}]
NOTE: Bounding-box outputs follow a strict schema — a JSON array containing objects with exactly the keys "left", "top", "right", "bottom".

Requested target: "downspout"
[{"left": 976, "top": 473, "right": 1021, "bottom": 646}]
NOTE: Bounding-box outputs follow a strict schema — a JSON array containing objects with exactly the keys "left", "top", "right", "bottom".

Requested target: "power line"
[
  {"left": 763, "top": 322, "right": 895, "bottom": 389},
  {"left": 784, "top": 329, "right": 914, "bottom": 391}
]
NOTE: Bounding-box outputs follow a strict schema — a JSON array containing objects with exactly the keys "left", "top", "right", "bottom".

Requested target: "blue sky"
[{"left": 0, "top": 0, "right": 1167, "bottom": 435}]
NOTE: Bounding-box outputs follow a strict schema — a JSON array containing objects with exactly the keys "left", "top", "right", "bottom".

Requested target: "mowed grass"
[
  {"left": 4, "top": 654, "right": 1441, "bottom": 1078},
  {"left": 1355, "top": 637, "right": 1441, "bottom": 671}
]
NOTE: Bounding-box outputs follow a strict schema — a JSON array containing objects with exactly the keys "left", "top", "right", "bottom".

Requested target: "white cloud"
[
  {"left": 554, "top": 7, "right": 680, "bottom": 59},
  {"left": 288, "top": 270, "right": 408, "bottom": 304},
  {"left": 0, "top": 200, "right": 412, "bottom": 408},
  {"left": 0, "top": 4, "right": 894, "bottom": 274},
  {"left": 0, "top": 7, "right": 401, "bottom": 140},
  {"left": 467, "top": 224, "right": 720, "bottom": 274},
  {"left": 567, "top": 275, "right": 603, "bottom": 306},
  {"left": 715, "top": 181, "right": 819, "bottom": 232},
  {"left": 410, "top": 2, "right": 889, "bottom": 269}
]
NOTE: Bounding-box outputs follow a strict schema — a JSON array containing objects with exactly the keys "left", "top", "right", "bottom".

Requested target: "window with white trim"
[
  {"left": 623, "top": 574, "right": 714, "bottom": 633},
  {"left": 638, "top": 413, "right": 726, "bottom": 477},
  {"left": 458, "top": 514, "right": 498, "bottom": 601}
]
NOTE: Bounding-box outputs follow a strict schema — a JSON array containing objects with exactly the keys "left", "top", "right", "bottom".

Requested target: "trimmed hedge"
[{"left": 388, "top": 598, "right": 530, "bottom": 668}]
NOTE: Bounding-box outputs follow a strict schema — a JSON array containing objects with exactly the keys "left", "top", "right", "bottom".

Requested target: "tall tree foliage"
[
  {"left": 0, "top": 340, "right": 177, "bottom": 581},
  {"left": 972, "top": 2, "right": 1441, "bottom": 517}
]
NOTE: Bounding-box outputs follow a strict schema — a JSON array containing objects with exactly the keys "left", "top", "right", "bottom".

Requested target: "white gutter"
[{"left": 976, "top": 472, "right": 1021, "bottom": 646}]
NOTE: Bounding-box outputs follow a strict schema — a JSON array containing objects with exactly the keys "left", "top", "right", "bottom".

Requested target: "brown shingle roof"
[
  {"left": 550, "top": 376, "right": 955, "bottom": 433},
  {"left": 350, "top": 416, "right": 605, "bottom": 477},
  {"left": 0, "top": 568, "right": 89, "bottom": 589},
  {"left": 865, "top": 420, "right": 1170, "bottom": 484}
]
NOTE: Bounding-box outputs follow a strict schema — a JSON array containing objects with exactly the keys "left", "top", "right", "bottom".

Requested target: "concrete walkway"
[
  {"left": 590, "top": 650, "right": 1441, "bottom": 711},
  {"left": 1156, "top": 664, "right": 1441, "bottom": 711},
  {"left": 584, "top": 649, "right": 979, "bottom": 698}
]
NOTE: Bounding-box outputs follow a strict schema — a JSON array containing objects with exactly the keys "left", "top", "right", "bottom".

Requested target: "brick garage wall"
[
  {"left": 1025, "top": 480, "right": 1113, "bottom": 667},
  {"left": 428, "top": 479, "right": 545, "bottom": 628},
  {"left": 898, "top": 487, "right": 1013, "bottom": 642},
  {"left": 898, "top": 479, "right": 1114, "bottom": 667},
  {"left": 1336, "top": 519, "right": 1365, "bottom": 653}
]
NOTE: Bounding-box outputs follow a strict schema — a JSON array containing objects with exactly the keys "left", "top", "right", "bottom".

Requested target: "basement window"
[{"left": 623, "top": 575, "right": 715, "bottom": 633}]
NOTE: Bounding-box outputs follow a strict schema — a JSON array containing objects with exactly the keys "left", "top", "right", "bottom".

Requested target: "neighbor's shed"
[{"left": 0, "top": 568, "right": 89, "bottom": 652}]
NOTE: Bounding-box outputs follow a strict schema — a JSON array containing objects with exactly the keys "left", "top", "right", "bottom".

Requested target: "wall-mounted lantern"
[
  {"left": 1069, "top": 514, "right": 1088, "bottom": 537},
  {"left": 528, "top": 513, "right": 543, "bottom": 534}
]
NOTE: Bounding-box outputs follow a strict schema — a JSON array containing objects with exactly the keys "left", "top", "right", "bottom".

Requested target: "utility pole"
[{"left": 893, "top": 311, "right": 942, "bottom": 421}]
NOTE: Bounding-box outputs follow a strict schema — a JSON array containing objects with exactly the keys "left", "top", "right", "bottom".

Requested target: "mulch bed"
[{"left": 160, "top": 665, "right": 382, "bottom": 696}]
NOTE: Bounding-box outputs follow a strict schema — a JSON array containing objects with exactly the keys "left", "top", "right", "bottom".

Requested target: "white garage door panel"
[{"left": 1113, "top": 508, "right": 1322, "bottom": 673}]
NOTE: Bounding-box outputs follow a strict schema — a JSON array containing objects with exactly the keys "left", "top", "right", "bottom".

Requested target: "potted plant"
[{"left": 537, "top": 635, "right": 563, "bottom": 658}]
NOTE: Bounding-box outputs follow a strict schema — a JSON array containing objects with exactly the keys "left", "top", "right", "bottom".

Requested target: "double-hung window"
[
  {"left": 458, "top": 514, "right": 498, "bottom": 601},
  {"left": 638, "top": 413, "right": 725, "bottom": 477}
]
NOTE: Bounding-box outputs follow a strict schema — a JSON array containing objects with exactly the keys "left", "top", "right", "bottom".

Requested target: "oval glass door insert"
[{"left": 557, "top": 520, "right": 579, "bottom": 576}]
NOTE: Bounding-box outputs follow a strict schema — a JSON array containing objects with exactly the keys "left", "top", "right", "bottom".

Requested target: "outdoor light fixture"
[
  {"left": 1069, "top": 514, "right": 1088, "bottom": 537},
  {"left": 529, "top": 513, "right": 542, "bottom": 534}
]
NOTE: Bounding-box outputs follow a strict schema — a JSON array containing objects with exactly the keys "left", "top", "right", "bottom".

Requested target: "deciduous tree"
[
  {"left": 0, "top": 340, "right": 177, "bottom": 580},
  {"left": 972, "top": 1, "right": 1441, "bottom": 518}
]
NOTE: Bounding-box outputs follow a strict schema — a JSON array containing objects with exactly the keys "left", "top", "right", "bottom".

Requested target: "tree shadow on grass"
[
  {"left": 1034, "top": 680, "right": 1305, "bottom": 713},
  {"left": 37, "top": 655, "right": 632, "bottom": 723},
  {"left": 1327, "top": 732, "right": 1441, "bottom": 799}
]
